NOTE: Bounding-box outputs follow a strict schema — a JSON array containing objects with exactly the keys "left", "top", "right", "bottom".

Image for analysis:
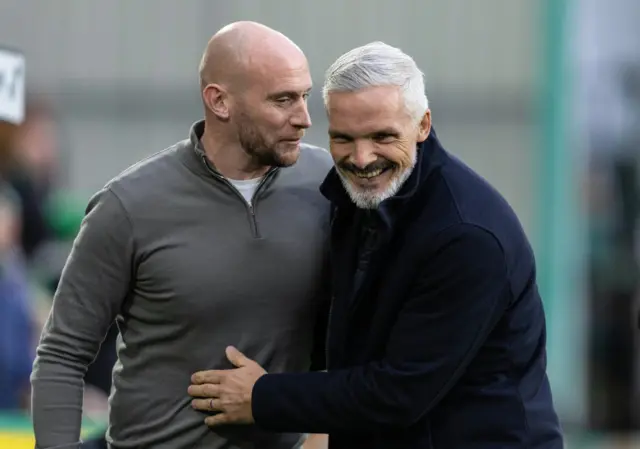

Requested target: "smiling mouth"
[{"left": 351, "top": 166, "right": 392, "bottom": 179}]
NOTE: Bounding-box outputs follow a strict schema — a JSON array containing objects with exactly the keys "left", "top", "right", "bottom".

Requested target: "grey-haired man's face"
[{"left": 326, "top": 86, "right": 431, "bottom": 208}]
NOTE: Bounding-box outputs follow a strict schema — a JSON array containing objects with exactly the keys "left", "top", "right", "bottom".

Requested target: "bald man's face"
[{"left": 229, "top": 55, "right": 312, "bottom": 167}]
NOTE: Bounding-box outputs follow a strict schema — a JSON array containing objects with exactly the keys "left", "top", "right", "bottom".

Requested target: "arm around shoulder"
[{"left": 31, "top": 187, "right": 135, "bottom": 449}]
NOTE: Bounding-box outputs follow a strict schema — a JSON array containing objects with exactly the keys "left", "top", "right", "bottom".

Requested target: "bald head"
[
  {"left": 199, "top": 21, "right": 306, "bottom": 89},
  {"left": 198, "top": 22, "right": 312, "bottom": 175}
]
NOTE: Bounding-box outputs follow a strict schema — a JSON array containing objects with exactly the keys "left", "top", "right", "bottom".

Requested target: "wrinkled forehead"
[{"left": 326, "top": 86, "right": 408, "bottom": 135}]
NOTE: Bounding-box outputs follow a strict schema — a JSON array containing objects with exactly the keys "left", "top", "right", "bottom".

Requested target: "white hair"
[
  {"left": 322, "top": 41, "right": 428, "bottom": 121},
  {"left": 336, "top": 151, "right": 416, "bottom": 209}
]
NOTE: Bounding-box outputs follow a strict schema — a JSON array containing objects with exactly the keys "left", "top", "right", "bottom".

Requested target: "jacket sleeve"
[
  {"left": 251, "top": 224, "right": 511, "bottom": 434},
  {"left": 30, "top": 188, "right": 135, "bottom": 449}
]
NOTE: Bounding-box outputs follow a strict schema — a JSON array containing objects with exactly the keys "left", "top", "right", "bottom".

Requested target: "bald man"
[{"left": 31, "top": 21, "right": 332, "bottom": 449}]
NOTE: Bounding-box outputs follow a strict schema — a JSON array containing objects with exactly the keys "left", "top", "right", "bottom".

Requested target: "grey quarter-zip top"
[{"left": 31, "top": 120, "right": 334, "bottom": 449}]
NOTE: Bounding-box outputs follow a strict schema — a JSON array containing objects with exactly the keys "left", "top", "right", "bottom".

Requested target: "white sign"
[{"left": 0, "top": 47, "right": 25, "bottom": 125}]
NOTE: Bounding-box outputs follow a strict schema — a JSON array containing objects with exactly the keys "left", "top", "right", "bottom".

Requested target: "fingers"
[
  {"left": 225, "top": 345, "right": 249, "bottom": 368},
  {"left": 191, "top": 398, "right": 222, "bottom": 412},
  {"left": 191, "top": 370, "right": 223, "bottom": 385},
  {"left": 205, "top": 413, "right": 230, "bottom": 427},
  {"left": 187, "top": 383, "right": 221, "bottom": 398},
  {"left": 192, "top": 346, "right": 252, "bottom": 382}
]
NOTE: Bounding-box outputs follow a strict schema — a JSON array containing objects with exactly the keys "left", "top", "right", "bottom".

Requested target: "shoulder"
[
  {"left": 98, "top": 139, "right": 189, "bottom": 207},
  {"left": 78, "top": 140, "right": 191, "bottom": 225},
  {"left": 298, "top": 143, "right": 333, "bottom": 171},
  {"left": 418, "top": 152, "right": 531, "bottom": 265},
  {"left": 438, "top": 154, "right": 525, "bottom": 233},
  {"left": 300, "top": 142, "right": 331, "bottom": 159},
  {"left": 279, "top": 142, "right": 333, "bottom": 184},
  {"left": 109, "top": 140, "right": 187, "bottom": 188}
]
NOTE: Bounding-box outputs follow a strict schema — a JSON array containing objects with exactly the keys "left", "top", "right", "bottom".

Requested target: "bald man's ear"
[{"left": 202, "top": 83, "right": 231, "bottom": 120}]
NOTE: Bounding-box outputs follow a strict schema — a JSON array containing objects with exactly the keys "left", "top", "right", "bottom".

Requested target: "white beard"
[{"left": 337, "top": 155, "right": 416, "bottom": 209}]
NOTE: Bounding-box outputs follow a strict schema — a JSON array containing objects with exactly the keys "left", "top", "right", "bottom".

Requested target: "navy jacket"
[{"left": 252, "top": 130, "right": 564, "bottom": 448}]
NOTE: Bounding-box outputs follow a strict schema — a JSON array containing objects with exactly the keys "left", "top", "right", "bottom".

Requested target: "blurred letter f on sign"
[{"left": 0, "top": 47, "right": 25, "bottom": 125}]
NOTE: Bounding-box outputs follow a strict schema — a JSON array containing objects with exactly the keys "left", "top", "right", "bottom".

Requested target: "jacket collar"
[
  {"left": 320, "top": 127, "right": 447, "bottom": 229},
  {"left": 178, "top": 120, "right": 217, "bottom": 178}
]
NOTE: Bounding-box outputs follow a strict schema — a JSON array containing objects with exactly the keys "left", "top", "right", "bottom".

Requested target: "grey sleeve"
[{"left": 31, "top": 188, "right": 134, "bottom": 449}]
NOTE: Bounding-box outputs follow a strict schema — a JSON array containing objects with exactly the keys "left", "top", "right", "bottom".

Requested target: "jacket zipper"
[{"left": 201, "top": 155, "right": 276, "bottom": 238}]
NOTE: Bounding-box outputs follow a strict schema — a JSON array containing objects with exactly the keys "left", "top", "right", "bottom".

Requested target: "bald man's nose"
[{"left": 290, "top": 102, "right": 312, "bottom": 129}]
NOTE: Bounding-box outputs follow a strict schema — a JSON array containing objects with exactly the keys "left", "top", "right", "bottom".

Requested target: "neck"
[{"left": 200, "top": 121, "right": 271, "bottom": 180}]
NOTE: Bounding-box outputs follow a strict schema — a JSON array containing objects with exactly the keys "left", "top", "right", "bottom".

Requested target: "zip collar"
[
  {"left": 179, "top": 119, "right": 279, "bottom": 181},
  {"left": 179, "top": 120, "right": 279, "bottom": 239}
]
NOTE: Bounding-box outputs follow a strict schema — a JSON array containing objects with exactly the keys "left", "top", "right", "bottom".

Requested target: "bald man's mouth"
[{"left": 280, "top": 136, "right": 303, "bottom": 145}]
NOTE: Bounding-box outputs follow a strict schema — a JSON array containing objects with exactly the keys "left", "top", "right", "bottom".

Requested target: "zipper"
[
  {"left": 247, "top": 172, "right": 277, "bottom": 238},
  {"left": 200, "top": 155, "right": 277, "bottom": 238}
]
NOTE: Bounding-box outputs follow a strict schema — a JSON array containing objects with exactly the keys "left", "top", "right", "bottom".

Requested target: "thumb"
[{"left": 226, "top": 345, "right": 250, "bottom": 367}]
